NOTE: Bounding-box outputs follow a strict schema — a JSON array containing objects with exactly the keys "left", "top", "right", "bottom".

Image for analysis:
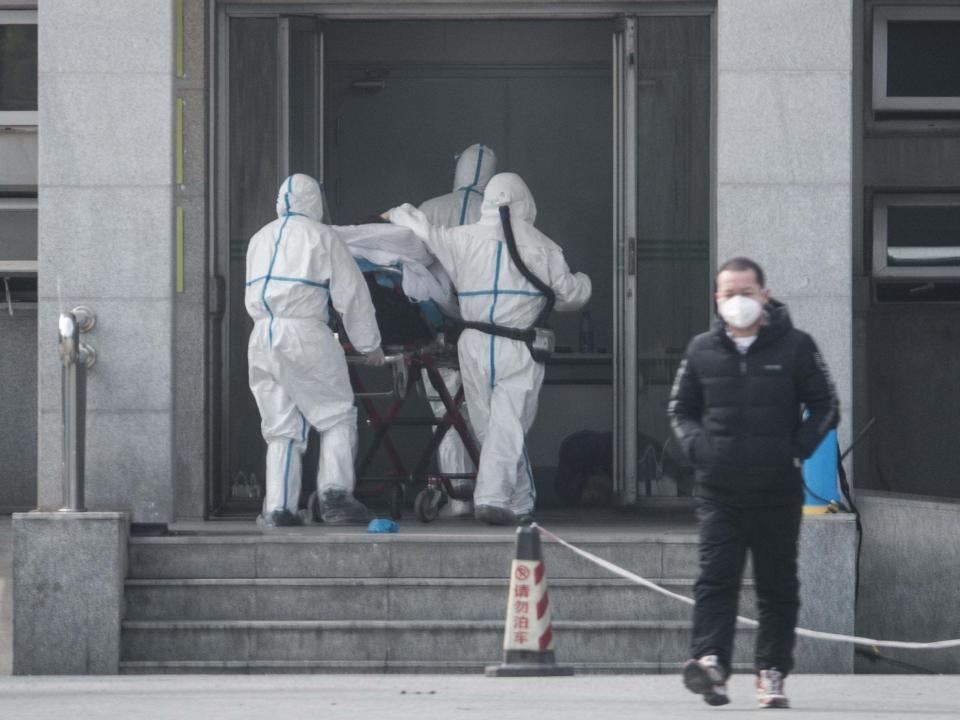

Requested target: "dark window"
[
  {"left": 886, "top": 205, "right": 960, "bottom": 267},
  {"left": 886, "top": 21, "right": 960, "bottom": 98},
  {"left": 2, "top": 275, "right": 36, "bottom": 303},
  {"left": 0, "top": 23, "right": 37, "bottom": 112},
  {"left": 0, "top": 204, "right": 37, "bottom": 261}
]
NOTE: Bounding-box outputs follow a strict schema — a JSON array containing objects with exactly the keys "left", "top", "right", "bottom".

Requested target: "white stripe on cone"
[{"left": 502, "top": 559, "right": 554, "bottom": 652}]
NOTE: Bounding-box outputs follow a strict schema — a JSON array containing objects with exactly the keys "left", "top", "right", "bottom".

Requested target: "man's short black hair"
[{"left": 716, "top": 257, "right": 766, "bottom": 288}]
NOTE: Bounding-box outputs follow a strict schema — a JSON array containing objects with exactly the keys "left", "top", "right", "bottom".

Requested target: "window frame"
[
  {"left": 872, "top": 192, "right": 960, "bottom": 279},
  {"left": 0, "top": 9, "right": 38, "bottom": 126},
  {"left": 872, "top": 4, "right": 960, "bottom": 114}
]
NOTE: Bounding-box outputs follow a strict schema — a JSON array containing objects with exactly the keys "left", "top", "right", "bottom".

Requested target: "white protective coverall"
[
  {"left": 417, "top": 144, "right": 497, "bottom": 506},
  {"left": 419, "top": 143, "right": 497, "bottom": 227},
  {"left": 389, "top": 173, "right": 592, "bottom": 515},
  {"left": 246, "top": 174, "right": 381, "bottom": 516}
]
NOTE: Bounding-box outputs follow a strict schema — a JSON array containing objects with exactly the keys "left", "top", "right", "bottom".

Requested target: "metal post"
[{"left": 57, "top": 306, "right": 96, "bottom": 512}]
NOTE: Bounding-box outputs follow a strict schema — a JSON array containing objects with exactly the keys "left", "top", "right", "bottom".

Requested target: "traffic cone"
[{"left": 486, "top": 524, "right": 574, "bottom": 677}]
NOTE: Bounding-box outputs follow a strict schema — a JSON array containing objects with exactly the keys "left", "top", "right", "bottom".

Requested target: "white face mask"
[{"left": 718, "top": 295, "right": 764, "bottom": 330}]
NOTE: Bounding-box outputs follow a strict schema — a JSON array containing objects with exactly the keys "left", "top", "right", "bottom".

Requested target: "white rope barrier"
[{"left": 534, "top": 523, "right": 960, "bottom": 651}]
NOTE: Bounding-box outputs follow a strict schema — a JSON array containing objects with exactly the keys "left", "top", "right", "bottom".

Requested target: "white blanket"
[{"left": 334, "top": 224, "right": 455, "bottom": 309}]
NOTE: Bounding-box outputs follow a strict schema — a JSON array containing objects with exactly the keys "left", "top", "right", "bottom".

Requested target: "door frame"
[{"left": 209, "top": 0, "right": 717, "bottom": 515}]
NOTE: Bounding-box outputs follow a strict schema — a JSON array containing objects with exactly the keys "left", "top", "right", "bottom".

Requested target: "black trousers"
[{"left": 690, "top": 499, "right": 802, "bottom": 676}]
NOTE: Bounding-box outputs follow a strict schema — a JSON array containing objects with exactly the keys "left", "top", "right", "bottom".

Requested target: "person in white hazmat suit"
[
  {"left": 417, "top": 143, "right": 497, "bottom": 517},
  {"left": 246, "top": 174, "right": 386, "bottom": 527},
  {"left": 388, "top": 173, "right": 592, "bottom": 525}
]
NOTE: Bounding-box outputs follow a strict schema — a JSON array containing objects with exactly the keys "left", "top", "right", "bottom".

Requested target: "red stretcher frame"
[{"left": 346, "top": 344, "right": 479, "bottom": 520}]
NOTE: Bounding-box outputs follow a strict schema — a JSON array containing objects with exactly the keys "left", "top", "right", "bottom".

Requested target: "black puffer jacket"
[{"left": 667, "top": 300, "right": 839, "bottom": 506}]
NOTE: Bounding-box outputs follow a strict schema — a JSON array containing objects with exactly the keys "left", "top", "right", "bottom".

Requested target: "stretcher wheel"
[
  {"left": 414, "top": 487, "right": 443, "bottom": 524},
  {"left": 390, "top": 483, "right": 404, "bottom": 521}
]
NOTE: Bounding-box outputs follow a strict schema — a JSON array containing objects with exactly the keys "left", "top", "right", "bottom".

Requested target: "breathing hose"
[{"left": 457, "top": 205, "right": 557, "bottom": 362}]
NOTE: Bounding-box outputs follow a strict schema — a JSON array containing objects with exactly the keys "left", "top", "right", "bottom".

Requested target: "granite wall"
[
  {"left": 13, "top": 512, "right": 128, "bottom": 674},
  {"left": 716, "top": 0, "right": 854, "bottom": 449},
  {"left": 855, "top": 492, "right": 960, "bottom": 674},
  {"left": 35, "top": 0, "right": 176, "bottom": 522},
  {"left": 796, "top": 514, "right": 857, "bottom": 672},
  {"left": 0, "top": 311, "right": 37, "bottom": 512}
]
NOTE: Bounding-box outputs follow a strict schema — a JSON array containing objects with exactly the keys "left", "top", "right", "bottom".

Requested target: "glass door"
[
  {"left": 612, "top": 17, "right": 640, "bottom": 505},
  {"left": 613, "top": 15, "right": 712, "bottom": 503},
  {"left": 213, "top": 13, "right": 324, "bottom": 515}
]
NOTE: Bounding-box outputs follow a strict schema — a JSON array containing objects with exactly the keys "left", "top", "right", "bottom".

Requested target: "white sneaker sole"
[
  {"left": 758, "top": 695, "right": 790, "bottom": 709},
  {"left": 682, "top": 660, "right": 730, "bottom": 706}
]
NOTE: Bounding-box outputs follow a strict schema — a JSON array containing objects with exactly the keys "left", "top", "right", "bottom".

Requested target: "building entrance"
[{"left": 212, "top": 8, "right": 712, "bottom": 518}]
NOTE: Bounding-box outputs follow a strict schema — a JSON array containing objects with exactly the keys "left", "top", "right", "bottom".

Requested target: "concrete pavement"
[
  {"left": 0, "top": 674, "right": 957, "bottom": 719},
  {"left": 0, "top": 515, "right": 12, "bottom": 675}
]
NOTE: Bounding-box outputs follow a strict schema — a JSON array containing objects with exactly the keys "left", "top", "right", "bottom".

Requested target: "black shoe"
[
  {"left": 516, "top": 512, "right": 535, "bottom": 526},
  {"left": 474, "top": 505, "right": 518, "bottom": 526},
  {"left": 682, "top": 655, "right": 730, "bottom": 706}
]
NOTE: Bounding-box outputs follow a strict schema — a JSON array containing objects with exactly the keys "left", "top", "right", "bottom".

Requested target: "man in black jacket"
[{"left": 668, "top": 257, "right": 838, "bottom": 709}]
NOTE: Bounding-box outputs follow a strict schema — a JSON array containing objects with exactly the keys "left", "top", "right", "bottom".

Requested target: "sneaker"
[
  {"left": 756, "top": 668, "right": 789, "bottom": 709},
  {"left": 682, "top": 655, "right": 730, "bottom": 706},
  {"left": 474, "top": 504, "right": 518, "bottom": 526}
]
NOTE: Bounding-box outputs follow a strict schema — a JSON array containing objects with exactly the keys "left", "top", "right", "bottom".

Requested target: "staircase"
[{"left": 120, "top": 530, "right": 756, "bottom": 674}]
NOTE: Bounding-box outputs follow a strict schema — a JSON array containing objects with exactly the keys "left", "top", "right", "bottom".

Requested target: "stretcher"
[
  {"left": 341, "top": 338, "right": 479, "bottom": 523},
  {"left": 328, "top": 207, "right": 555, "bottom": 524}
]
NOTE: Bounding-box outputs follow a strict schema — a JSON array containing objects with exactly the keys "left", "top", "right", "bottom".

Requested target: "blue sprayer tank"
[{"left": 802, "top": 429, "right": 840, "bottom": 512}]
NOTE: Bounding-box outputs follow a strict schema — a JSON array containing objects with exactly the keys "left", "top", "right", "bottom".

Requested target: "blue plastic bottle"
[{"left": 578, "top": 311, "right": 594, "bottom": 353}]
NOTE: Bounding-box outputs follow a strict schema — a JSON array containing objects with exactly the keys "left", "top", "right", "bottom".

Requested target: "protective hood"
[
  {"left": 275, "top": 173, "right": 325, "bottom": 222},
  {"left": 480, "top": 172, "right": 538, "bottom": 225},
  {"left": 453, "top": 144, "right": 497, "bottom": 193}
]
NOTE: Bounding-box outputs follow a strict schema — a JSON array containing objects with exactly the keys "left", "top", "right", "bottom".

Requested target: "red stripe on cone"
[
  {"left": 539, "top": 626, "right": 553, "bottom": 651},
  {"left": 534, "top": 562, "right": 545, "bottom": 585},
  {"left": 537, "top": 592, "right": 549, "bottom": 620}
]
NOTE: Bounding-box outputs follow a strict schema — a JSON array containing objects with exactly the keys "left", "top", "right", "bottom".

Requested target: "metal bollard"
[{"left": 57, "top": 306, "right": 97, "bottom": 512}]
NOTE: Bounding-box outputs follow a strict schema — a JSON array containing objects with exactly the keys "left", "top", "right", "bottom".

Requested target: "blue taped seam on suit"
[
  {"left": 247, "top": 275, "right": 330, "bottom": 289},
  {"left": 261, "top": 175, "right": 296, "bottom": 347},
  {"left": 458, "top": 289, "right": 543, "bottom": 298},
  {"left": 523, "top": 446, "right": 536, "bottom": 502},
  {"left": 457, "top": 144, "right": 485, "bottom": 226},
  {"left": 261, "top": 213, "right": 293, "bottom": 347},
  {"left": 282, "top": 438, "right": 294, "bottom": 508}
]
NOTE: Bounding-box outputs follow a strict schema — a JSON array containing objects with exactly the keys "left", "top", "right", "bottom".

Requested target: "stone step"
[
  {"left": 128, "top": 534, "right": 707, "bottom": 580},
  {"left": 119, "top": 659, "right": 758, "bottom": 675},
  {"left": 120, "top": 619, "right": 758, "bottom": 665},
  {"left": 125, "top": 577, "right": 758, "bottom": 622}
]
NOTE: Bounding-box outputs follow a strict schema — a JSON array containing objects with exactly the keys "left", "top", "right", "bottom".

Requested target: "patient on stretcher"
[{"left": 333, "top": 222, "right": 456, "bottom": 345}]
